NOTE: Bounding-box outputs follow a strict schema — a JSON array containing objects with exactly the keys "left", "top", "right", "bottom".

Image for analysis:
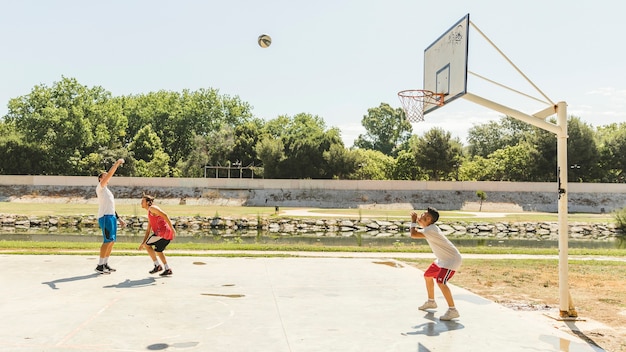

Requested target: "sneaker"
[
  {"left": 160, "top": 269, "right": 173, "bottom": 276},
  {"left": 149, "top": 265, "right": 163, "bottom": 274},
  {"left": 95, "top": 265, "right": 110, "bottom": 274},
  {"left": 439, "top": 308, "right": 460, "bottom": 321},
  {"left": 418, "top": 300, "right": 437, "bottom": 310},
  {"left": 104, "top": 264, "right": 116, "bottom": 272}
]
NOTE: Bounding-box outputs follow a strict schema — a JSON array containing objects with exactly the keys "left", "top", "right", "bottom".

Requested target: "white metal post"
[
  {"left": 463, "top": 95, "right": 577, "bottom": 318},
  {"left": 556, "top": 101, "right": 576, "bottom": 317}
]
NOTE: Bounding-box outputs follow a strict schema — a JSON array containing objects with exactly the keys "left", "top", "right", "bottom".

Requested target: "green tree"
[
  {"left": 525, "top": 116, "right": 599, "bottom": 182},
  {"left": 120, "top": 88, "right": 253, "bottom": 172},
  {"left": 351, "top": 149, "right": 395, "bottom": 180},
  {"left": 566, "top": 117, "right": 600, "bottom": 182},
  {"left": 391, "top": 149, "right": 426, "bottom": 180},
  {"left": 323, "top": 144, "right": 360, "bottom": 179},
  {"left": 354, "top": 103, "right": 411, "bottom": 156},
  {"left": 176, "top": 134, "right": 210, "bottom": 178},
  {"left": 413, "top": 128, "right": 463, "bottom": 180},
  {"left": 596, "top": 123, "right": 626, "bottom": 182},
  {"left": 4, "top": 77, "right": 126, "bottom": 175},
  {"left": 466, "top": 116, "right": 532, "bottom": 158},
  {"left": 459, "top": 155, "right": 490, "bottom": 181},
  {"left": 483, "top": 142, "right": 538, "bottom": 181},
  {"left": 128, "top": 125, "right": 171, "bottom": 177},
  {"left": 228, "top": 119, "right": 264, "bottom": 169},
  {"left": 206, "top": 125, "right": 236, "bottom": 167},
  {"left": 134, "top": 150, "right": 171, "bottom": 177},
  {"left": 0, "top": 123, "right": 48, "bottom": 175},
  {"left": 255, "top": 136, "right": 285, "bottom": 178},
  {"left": 258, "top": 113, "right": 345, "bottom": 179},
  {"left": 525, "top": 125, "right": 556, "bottom": 181},
  {"left": 476, "top": 190, "right": 487, "bottom": 211}
]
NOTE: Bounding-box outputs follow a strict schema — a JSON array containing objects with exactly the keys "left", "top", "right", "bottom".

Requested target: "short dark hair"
[
  {"left": 142, "top": 194, "right": 155, "bottom": 206},
  {"left": 427, "top": 207, "right": 440, "bottom": 223},
  {"left": 97, "top": 172, "right": 106, "bottom": 180}
]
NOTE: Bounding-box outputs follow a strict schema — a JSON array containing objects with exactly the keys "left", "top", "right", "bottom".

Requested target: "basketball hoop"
[{"left": 397, "top": 90, "right": 444, "bottom": 123}]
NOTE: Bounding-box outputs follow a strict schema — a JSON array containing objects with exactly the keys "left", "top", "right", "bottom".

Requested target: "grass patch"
[
  {"left": 1, "top": 240, "right": 624, "bottom": 257},
  {"left": 399, "top": 255, "right": 626, "bottom": 352},
  {"left": 0, "top": 203, "right": 616, "bottom": 223}
]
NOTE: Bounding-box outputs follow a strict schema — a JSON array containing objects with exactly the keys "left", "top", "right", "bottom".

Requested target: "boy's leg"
[
  {"left": 99, "top": 243, "right": 108, "bottom": 259},
  {"left": 437, "top": 282, "right": 456, "bottom": 307},
  {"left": 104, "top": 241, "right": 115, "bottom": 257},
  {"left": 425, "top": 276, "right": 435, "bottom": 300},
  {"left": 156, "top": 250, "right": 172, "bottom": 276},
  {"left": 423, "top": 262, "right": 441, "bottom": 300},
  {"left": 156, "top": 252, "right": 167, "bottom": 266},
  {"left": 435, "top": 268, "right": 457, "bottom": 307},
  {"left": 145, "top": 245, "right": 158, "bottom": 262}
]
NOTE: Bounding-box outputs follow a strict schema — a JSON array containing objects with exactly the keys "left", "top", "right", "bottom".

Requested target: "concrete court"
[{"left": 0, "top": 254, "right": 605, "bottom": 352}]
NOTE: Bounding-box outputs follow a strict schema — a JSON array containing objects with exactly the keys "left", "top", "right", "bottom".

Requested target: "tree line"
[{"left": 1, "top": 77, "right": 625, "bottom": 182}]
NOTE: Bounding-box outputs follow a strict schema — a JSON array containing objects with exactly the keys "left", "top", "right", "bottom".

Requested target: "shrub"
[
  {"left": 613, "top": 207, "right": 626, "bottom": 232},
  {"left": 476, "top": 190, "right": 487, "bottom": 211}
]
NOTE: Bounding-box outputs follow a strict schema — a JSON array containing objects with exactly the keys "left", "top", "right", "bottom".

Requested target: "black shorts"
[{"left": 146, "top": 234, "right": 171, "bottom": 252}]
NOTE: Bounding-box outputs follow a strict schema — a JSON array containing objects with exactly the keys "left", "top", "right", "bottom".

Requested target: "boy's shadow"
[
  {"left": 42, "top": 273, "right": 101, "bottom": 290},
  {"left": 103, "top": 277, "right": 157, "bottom": 288},
  {"left": 42, "top": 275, "right": 157, "bottom": 290},
  {"left": 403, "top": 312, "right": 464, "bottom": 337}
]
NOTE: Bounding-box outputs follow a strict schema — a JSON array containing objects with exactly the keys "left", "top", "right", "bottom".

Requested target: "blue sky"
[{"left": 1, "top": 1, "right": 625, "bottom": 147}]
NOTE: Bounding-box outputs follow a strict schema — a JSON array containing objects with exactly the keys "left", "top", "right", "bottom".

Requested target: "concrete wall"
[{"left": 1, "top": 176, "right": 626, "bottom": 213}]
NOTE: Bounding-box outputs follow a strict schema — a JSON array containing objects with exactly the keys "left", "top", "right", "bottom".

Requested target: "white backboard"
[{"left": 423, "top": 14, "right": 469, "bottom": 115}]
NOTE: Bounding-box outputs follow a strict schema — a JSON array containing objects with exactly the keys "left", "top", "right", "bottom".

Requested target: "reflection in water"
[{"left": 538, "top": 334, "right": 602, "bottom": 352}]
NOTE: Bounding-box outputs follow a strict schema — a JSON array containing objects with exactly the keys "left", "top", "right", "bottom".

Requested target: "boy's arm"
[
  {"left": 100, "top": 159, "right": 124, "bottom": 187},
  {"left": 116, "top": 212, "right": 126, "bottom": 228},
  {"left": 410, "top": 227, "right": 426, "bottom": 239},
  {"left": 139, "top": 222, "right": 151, "bottom": 249},
  {"left": 409, "top": 211, "right": 425, "bottom": 239}
]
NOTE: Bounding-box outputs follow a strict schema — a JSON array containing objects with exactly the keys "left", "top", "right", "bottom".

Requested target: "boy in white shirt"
[
  {"left": 410, "top": 207, "right": 462, "bottom": 321},
  {"left": 95, "top": 158, "right": 126, "bottom": 274}
]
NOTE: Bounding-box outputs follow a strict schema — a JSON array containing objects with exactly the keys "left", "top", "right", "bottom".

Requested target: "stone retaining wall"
[
  {"left": 2, "top": 177, "right": 626, "bottom": 213},
  {"left": 1, "top": 214, "right": 622, "bottom": 241}
]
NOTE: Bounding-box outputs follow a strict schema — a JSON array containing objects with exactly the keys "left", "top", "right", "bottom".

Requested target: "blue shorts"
[{"left": 98, "top": 215, "right": 117, "bottom": 243}]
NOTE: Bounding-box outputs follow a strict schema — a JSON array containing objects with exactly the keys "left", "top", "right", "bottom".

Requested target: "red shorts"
[{"left": 424, "top": 262, "right": 456, "bottom": 284}]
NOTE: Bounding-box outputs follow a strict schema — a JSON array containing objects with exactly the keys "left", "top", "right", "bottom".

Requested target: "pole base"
[{"left": 544, "top": 311, "right": 584, "bottom": 322}]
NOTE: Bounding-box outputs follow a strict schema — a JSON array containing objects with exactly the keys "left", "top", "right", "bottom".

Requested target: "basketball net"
[{"left": 397, "top": 90, "right": 444, "bottom": 123}]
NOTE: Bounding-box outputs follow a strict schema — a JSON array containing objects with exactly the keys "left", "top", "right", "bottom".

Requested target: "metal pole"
[
  {"left": 463, "top": 93, "right": 561, "bottom": 135},
  {"left": 556, "top": 101, "right": 576, "bottom": 317}
]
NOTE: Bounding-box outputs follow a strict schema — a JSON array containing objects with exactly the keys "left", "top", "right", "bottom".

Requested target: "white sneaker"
[
  {"left": 439, "top": 308, "right": 460, "bottom": 320},
  {"left": 418, "top": 300, "right": 437, "bottom": 310}
]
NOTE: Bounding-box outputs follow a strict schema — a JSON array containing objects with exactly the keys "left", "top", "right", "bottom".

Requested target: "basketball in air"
[{"left": 258, "top": 34, "right": 272, "bottom": 48}]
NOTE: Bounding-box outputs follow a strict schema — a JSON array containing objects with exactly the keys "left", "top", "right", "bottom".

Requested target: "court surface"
[{"left": 0, "top": 254, "right": 605, "bottom": 352}]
